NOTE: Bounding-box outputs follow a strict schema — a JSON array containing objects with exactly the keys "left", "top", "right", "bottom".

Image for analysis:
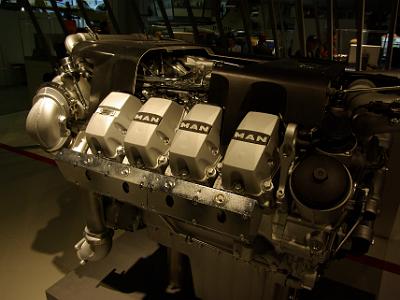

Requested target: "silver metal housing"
[
  {"left": 169, "top": 103, "right": 222, "bottom": 182},
  {"left": 85, "top": 92, "right": 142, "bottom": 158},
  {"left": 124, "top": 97, "right": 184, "bottom": 169},
  {"left": 222, "top": 112, "right": 279, "bottom": 195}
]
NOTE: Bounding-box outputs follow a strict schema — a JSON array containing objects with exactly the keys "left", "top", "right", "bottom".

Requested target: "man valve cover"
[
  {"left": 222, "top": 111, "right": 279, "bottom": 195},
  {"left": 124, "top": 97, "right": 184, "bottom": 169},
  {"left": 169, "top": 103, "right": 222, "bottom": 182},
  {"left": 85, "top": 92, "right": 142, "bottom": 158}
]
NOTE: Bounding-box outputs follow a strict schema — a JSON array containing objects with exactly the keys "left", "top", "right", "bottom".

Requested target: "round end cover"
[
  {"left": 290, "top": 154, "right": 350, "bottom": 210},
  {"left": 26, "top": 97, "right": 69, "bottom": 151}
]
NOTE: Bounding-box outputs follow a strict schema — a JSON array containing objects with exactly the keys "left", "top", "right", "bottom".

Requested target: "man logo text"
[
  {"left": 233, "top": 130, "right": 270, "bottom": 145},
  {"left": 134, "top": 113, "right": 162, "bottom": 125},
  {"left": 179, "top": 121, "right": 211, "bottom": 134}
]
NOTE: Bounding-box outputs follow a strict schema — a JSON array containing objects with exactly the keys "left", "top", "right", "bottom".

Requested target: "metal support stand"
[
  {"left": 386, "top": 0, "right": 400, "bottom": 70},
  {"left": 49, "top": 0, "right": 68, "bottom": 36},
  {"left": 327, "top": 0, "right": 334, "bottom": 60},
  {"left": 103, "top": 0, "right": 121, "bottom": 34},
  {"left": 214, "top": 0, "right": 227, "bottom": 54},
  {"left": 76, "top": 0, "right": 94, "bottom": 31},
  {"left": 18, "top": 0, "right": 56, "bottom": 67},
  {"left": 239, "top": 0, "right": 254, "bottom": 54},
  {"left": 295, "top": 0, "right": 306, "bottom": 57},
  {"left": 267, "top": 0, "right": 281, "bottom": 57},
  {"left": 314, "top": 0, "right": 321, "bottom": 42},
  {"left": 130, "top": 0, "right": 145, "bottom": 33},
  {"left": 184, "top": 0, "right": 200, "bottom": 44},
  {"left": 356, "top": 0, "right": 365, "bottom": 71},
  {"left": 157, "top": 0, "right": 174, "bottom": 38}
]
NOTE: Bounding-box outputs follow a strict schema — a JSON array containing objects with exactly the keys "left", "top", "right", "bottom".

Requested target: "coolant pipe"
[{"left": 75, "top": 189, "right": 113, "bottom": 265}]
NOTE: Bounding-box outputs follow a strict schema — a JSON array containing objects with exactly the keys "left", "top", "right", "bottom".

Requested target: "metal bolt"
[
  {"left": 310, "top": 239, "right": 323, "bottom": 252},
  {"left": 206, "top": 167, "right": 216, "bottom": 177},
  {"left": 164, "top": 180, "right": 175, "bottom": 190},
  {"left": 215, "top": 194, "right": 225, "bottom": 205},
  {"left": 267, "top": 159, "right": 274, "bottom": 168},
  {"left": 120, "top": 167, "right": 130, "bottom": 176},
  {"left": 211, "top": 148, "right": 219, "bottom": 156},
  {"left": 233, "top": 182, "right": 243, "bottom": 192},
  {"left": 116, "top": 146, "right": 125, "bottom": 156},
  {"left": 180, "top": 169, "right": 188, "bottom": 177},
  {"left": 158, "top": 155, "right": 168, "bottom": 165},
  {"left": 262, "top": 180, "right": 273, "bottom": 191}
]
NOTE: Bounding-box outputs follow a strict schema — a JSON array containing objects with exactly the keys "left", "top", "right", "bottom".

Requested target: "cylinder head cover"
[
  {"left": 169, "top": 104, "right": 222, "bottom": 181},
  {"left": 124, "top": 97, "right": 184, "bottom": 168},
  {"left": 221, "top": 112, "right": 279, "bottom": 195},
  {"left": 85, "top": 92, "right": 142, "bottom": 158}
]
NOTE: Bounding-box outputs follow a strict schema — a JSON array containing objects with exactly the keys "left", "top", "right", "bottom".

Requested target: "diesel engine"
[{"left": 26, "top": 34, "right": 400, "bottom": 299}]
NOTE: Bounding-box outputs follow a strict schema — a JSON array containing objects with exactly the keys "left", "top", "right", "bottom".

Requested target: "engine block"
[{"left": 26, "top": 35, "right": 400, "bottom": 299}]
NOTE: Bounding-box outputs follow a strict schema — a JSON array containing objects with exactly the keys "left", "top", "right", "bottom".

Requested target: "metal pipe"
[
  {"left": 74, "top": 189, "right": 113, "bottom": 264},
  {"left": 76, "top": 0, "right": 94, "bottom": 31},
  {"left": 83, "top": 190, "right": 107, "bottom": 234},
  {"left": 267, "top": 0, "right": 281, "bottom": 57},
  {"left": 356, "top": 0, "right": 366, "bottom": 71},
  {"left": 386, "top": 0, "right": 400, "bottom": 70},
  {"left": 239, "top": 0, "right": 254, "bottom": 54},
  {"left": 156, "top": 0, "right": 174, "bottom": 38},
  {"left": 49, "top": 0, "right": 68, "bottom": 36},
  {"left": 214, "top": 0, "right": 227, "bottom": 54},
  {"left": 103, "top": 0, "right": 121, "bottom": 34},
  {"left": 327, "top": 0, "right": 334, "bottom": 60},
  {"left": 295, "top": 0, "right": 306, "bottom": 57},
  {"left": 184, "top": 0, "right": 200, "bottom": 44}
]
